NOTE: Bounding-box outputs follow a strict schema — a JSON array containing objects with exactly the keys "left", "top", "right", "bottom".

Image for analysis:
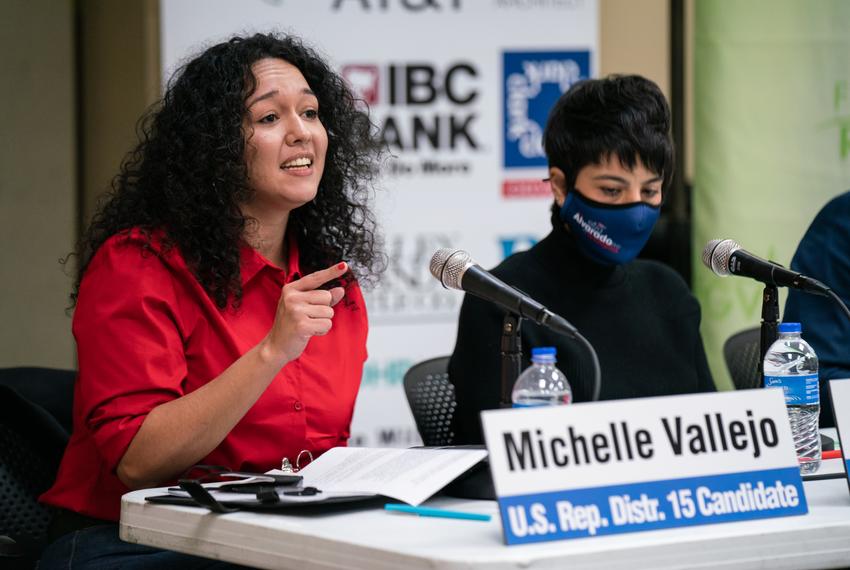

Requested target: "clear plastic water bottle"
[
  {"left": 763, "top": 322, "right": 820, "bottom": 474},
  {"left": 511, "top": 347, "right": 572, "bottom": 407}
]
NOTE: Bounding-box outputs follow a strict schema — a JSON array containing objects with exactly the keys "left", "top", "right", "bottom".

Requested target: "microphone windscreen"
[
  {"left": 702, "top": 238, "right": 740, "bottom": 277},
  {"left": 701, "top": 239, "right": 721, "bottom": 270},
  {"left": 429, "top": 248, "right": 473, "bottom": 289}
]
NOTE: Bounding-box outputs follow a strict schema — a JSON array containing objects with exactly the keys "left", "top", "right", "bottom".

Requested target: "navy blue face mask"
[{"left": 559, "top": 190, "right": 661, "bottom": 265}]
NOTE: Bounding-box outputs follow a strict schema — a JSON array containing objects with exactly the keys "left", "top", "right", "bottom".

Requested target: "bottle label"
[
  {"left": 512, "top": 402, "right": 549, "bottom": 408},
  {"left": 764, "top": 374, "right": 819, "bottom": 406}
]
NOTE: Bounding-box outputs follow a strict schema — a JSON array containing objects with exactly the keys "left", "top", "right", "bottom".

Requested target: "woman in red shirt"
[{"left": 39, "top": 33, "right": 383, "bottom": 568}]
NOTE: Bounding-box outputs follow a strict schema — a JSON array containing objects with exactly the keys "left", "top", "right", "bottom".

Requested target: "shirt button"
[{"left": 293, "top": 401, "right": 303, "bottom": 411}]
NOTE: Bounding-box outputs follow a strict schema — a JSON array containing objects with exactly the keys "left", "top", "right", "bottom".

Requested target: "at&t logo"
[{"left": 332, "top": 0, "right": 461, "bottom": 11}]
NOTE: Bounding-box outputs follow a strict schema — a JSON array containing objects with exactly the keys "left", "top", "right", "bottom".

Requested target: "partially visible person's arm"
[{"left": 784, "top": 192, "right": 850, "bottom": 428}]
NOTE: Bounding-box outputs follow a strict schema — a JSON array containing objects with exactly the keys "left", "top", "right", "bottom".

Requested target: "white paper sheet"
[{"left": 278, "top": 447, "right": 488, "bottom": 506}]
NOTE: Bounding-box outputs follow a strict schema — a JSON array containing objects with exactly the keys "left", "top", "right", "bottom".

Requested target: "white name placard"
[
  {"left": 481, "top": 390, "right": 807, "bottom": 546},
  {"left": 829, "top": 378, "right": 850, "bottom": 491}
]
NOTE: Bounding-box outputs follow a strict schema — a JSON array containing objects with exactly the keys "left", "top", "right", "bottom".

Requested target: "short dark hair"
[
  {"left": 543, "top": 74, "right": 674, "bottom": 192},
  {"left": 70, "top": 33, "right": 384, "bottom": 308}
]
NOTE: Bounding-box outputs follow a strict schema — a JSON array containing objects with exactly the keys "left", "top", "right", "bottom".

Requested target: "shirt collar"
[{"left": 240, "top": 232, "right": 302, "bottom": 286}]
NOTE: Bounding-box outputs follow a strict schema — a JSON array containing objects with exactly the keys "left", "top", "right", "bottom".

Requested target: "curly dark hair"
[
  {"left": 543, "top": 74, "right": 674, "bottom": 193},
  {"left": 69, "top": 32, "right": 384, "bottom": 308}
]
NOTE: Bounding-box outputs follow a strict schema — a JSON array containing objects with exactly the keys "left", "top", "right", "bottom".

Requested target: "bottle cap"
[
  {"left": 778, "top": 322, "right": 802, "bottom": 333},
  {"left": 531, "top": 347, "right": 557, "bottom": 359}
]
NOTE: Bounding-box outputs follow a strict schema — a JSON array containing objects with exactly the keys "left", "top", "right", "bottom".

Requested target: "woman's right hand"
[{"left": 261, "top": 261, "right": 348, "bottom": 366}]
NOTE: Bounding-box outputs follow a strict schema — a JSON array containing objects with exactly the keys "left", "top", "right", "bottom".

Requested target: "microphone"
[
  {"left": 702, "top": 239, "right": 830, "bottom": 296},
  {"left": 429, "top": 248, "right": 578, "bottom": 338}
]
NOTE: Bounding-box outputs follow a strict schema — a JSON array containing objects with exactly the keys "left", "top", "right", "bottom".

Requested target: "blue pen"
[{"left": 384, "top": 503, "right": 491, "bottom": 522}]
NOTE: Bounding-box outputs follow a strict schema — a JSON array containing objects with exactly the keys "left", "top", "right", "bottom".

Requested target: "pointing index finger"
[{"left": 291, "top": 262, "right": 348, "bottom": 291}]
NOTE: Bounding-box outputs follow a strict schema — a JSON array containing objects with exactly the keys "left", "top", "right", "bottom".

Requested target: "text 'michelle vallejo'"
[{"left": 502, "top": 410, "right": 778, "bottom": 472}]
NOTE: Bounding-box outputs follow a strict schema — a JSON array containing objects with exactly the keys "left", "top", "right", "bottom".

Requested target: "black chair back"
[
  {"left": 0, "top": 368, "right": 75, "bottom": 568},
  {"left": 0, "top": 367, "right": 76, "bottom": 434},
  {"left": 402, "top": 356, "right": 455, "bottom": 446},
  {"left": 0, "top": 386, "right": 68, "bottom": 567},
  {"left": 723, "top": 327, "right": 762, "bottom": 390}
]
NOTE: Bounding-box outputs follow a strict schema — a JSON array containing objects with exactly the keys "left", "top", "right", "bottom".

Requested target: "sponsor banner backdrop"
[
  {"left": 160, "top": 0, "right": 599, "bottom": 446},
  {"left": 693, "top": 1, "right": 850, "bottom": 390}
]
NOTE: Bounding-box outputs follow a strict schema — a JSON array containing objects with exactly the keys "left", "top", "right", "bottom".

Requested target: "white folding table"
[{"left": 120, "top": 461, "right": 850, "bottom": 570}]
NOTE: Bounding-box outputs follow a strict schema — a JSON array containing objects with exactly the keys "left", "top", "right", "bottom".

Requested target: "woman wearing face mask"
[{"left": 448, "top": 74, "right": 714, "bottom": 445}]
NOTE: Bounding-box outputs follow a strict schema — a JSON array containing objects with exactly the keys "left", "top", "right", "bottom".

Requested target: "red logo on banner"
[
  {"left": 502, "top": 179, "right": 550, "bottom": 198},
  {"left": 341, "top": 65, "right": 380, "bottom": 105}
]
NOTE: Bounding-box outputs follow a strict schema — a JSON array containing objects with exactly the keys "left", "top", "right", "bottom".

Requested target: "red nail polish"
[{"left": 337, "top": 262, "right": 346, "bottom": 270}]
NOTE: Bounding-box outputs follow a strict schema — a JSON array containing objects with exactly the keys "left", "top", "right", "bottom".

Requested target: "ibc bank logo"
[
  {"left": 503, "top": 50, "right": 590, "bottom": 168},
  {"left": 342, "top": 65, "right": 381, "bottom": 105},
  {"left": 341, "top": 62, "right": 479, "bottom": 155}
]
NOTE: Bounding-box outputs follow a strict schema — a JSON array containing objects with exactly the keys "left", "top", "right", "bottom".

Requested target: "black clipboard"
[{"left": 145, "top": 480, "right": 380, "bottom": 513}]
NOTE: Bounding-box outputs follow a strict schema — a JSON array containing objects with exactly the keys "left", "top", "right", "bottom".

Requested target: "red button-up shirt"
[{"left": 41, "top": 229, "right": 367, "bottom": 521}]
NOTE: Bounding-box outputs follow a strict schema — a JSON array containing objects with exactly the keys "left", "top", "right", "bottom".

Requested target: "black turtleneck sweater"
[{"left": 448, "top": 218, "right": 715, "bottom": 445}]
